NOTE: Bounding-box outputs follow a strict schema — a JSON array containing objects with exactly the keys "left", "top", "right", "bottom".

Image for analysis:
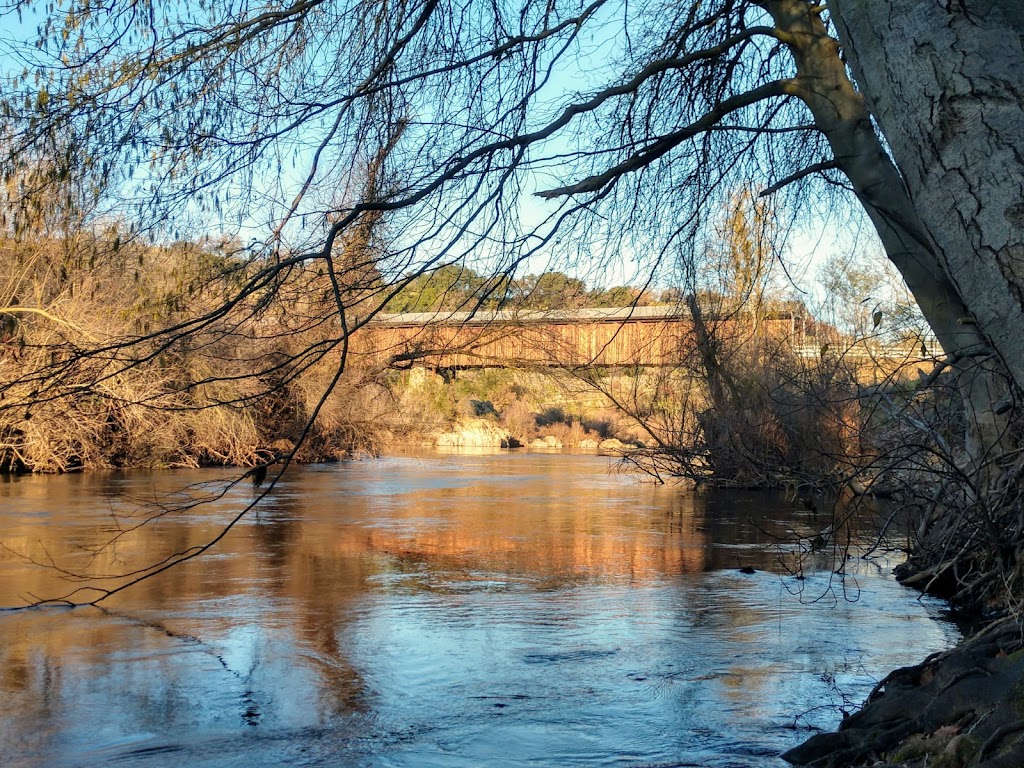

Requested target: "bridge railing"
[{"left": 791, "top": 340, "right": 944, "bottom": 361}]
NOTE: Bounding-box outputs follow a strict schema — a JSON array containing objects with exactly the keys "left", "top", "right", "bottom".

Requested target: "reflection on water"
[{"left": 0, "top": 453, "right": 957, "bottom": 767}]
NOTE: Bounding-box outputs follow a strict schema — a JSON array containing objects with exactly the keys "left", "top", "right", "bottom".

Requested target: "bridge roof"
[
  {"left": 370, "top": 304, "right": 806, "bottom": 327},
  {"left": 371, "top": 305, "right": 691, "bottom": 327}
]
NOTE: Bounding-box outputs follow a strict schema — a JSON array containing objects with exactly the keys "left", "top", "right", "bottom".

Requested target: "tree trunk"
[
  {"left": 815, "top": 2, "right": 1024, "bottom": 607},
  {"left": 686, "top": 293, "right": 739, "bottom": 413},
  {"left": 829, "top": 0, "right": 1024, "bottom": 394},
  {"left": 766, "top": 0, "right": 1014, "bottom": 469},
  {"left": 765, "top": 2, "right": 982, "bottom": 358}
]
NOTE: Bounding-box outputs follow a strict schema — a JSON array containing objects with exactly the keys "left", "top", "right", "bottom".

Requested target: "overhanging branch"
[
  {"left": 758, "top": 158, "right": 839, "bottom": 197},
  {"left": 535, "top": 79, "right": 795, "bottom": 198}
]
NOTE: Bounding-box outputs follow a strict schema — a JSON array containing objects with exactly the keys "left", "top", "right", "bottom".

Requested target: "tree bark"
[
  {"left": 765, "top": 0, "right": 1016, "bottom": 467},
  {"left": 829, "top": 0, "right": 1024, "bottom": 394},
  {"left": 765, "top": 1, "right": 987, "bottom": 361}
]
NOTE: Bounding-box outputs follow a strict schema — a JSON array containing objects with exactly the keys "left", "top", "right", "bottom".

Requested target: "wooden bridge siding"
[{"left": 348, "top": 317, "right": 797, "bottom": 369}]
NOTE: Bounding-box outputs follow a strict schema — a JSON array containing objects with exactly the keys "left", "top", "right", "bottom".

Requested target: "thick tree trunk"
[
  {"left": 766, "top": 2, "right": 984, "bottom": 359},
  {"left": 767, "top": 0, "right": 1014, "bottom": 467},
  {"left": 829, "top": 0, "right": 1024, "bottom": 394},
  {"left": 806, "top": 1, "right": 1024, "bottom": 610}
]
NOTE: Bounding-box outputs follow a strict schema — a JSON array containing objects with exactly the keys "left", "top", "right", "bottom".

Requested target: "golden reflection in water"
[
  {"left": 0, "top": 458, "right": 715, "bottom": 730},
  {"left": 0, "top": 457, "right": 722, "bottom": 608},
  {"left": 318, "top": 482, "right": 710, "bottom": 583}
]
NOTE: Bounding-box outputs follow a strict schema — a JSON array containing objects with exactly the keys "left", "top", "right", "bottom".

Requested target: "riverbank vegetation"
[
  {"left": 0, "top": 226, "right": 676, "bottom": 471},
  {"left": 1, "top": 217, "right": 926, "bottom": 479}
]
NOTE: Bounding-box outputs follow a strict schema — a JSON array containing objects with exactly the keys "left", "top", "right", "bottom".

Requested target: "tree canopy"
[
  {"left": 3, "top": 1, "right": 1013, "bottom": 367},
  {"left": 0, "top": 0, "right": 1002, "bottom": 352}
]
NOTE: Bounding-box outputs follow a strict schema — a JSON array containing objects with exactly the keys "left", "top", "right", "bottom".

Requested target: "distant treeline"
[{"left": 383, "top": 265, "right": 676, "bottom": 314}]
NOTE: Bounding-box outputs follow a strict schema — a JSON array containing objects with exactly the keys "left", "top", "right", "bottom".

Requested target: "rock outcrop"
[
  {"left": 783, "top": 618, "right": 1024, "bottom": 768},
  {"left": 435, "top": 418, "right": 518, "bottom": 448}
]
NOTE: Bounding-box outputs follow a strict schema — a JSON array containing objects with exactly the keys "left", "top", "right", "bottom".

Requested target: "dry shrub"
[
  {"left": 535, "top": 406, "right": 567, "bottom": 426},
  {"left": 492, "top": 395, "right": 612, "bottom": 448},
  {"left": 289, "top": 363, "right": 403, "bottom": 459},
  {"left": 179, "top": 406, "right": 263, "bottom": 467},
  {"left": 580, "top": 415, "right": 615, "bottom": 439},
  {"left": 499, "top": 398, "right": 538, "bottom": 444},
  {"left": 541, "top": 419, "right": 590, "bottom": 447},
  {"left": 1, "top": 351, "right": 267, "bottom": 471},
  {"left": 696, "top": 349, "right": 863, "bottom": 487},
  {"left": 620, "top": 326, "right": 870, "bottom": 489},
  {"left": 0, "top": 232, "right": 403, "bottom": 472}
]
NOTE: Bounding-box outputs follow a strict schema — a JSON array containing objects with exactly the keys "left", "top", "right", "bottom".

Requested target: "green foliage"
[
  {"left": 385, "top": 266, "right": 670, "bottom": 314},
  {"left": 514, "top": 272, "right": 586, "bottom": 310},
  {"left": 385, "top": 265, "right": 507, "bottom": 313},
  {"left": 588, "top": 285, "right": 658, "bottom": 307}
]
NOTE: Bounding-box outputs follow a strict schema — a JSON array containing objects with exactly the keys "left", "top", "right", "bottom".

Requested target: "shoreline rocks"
[
  {"left": 434, "top": 418, "right": 519, "bottom": 448},
  {"left": 783, "top": 617, "right": 1024, "bottom": 767},
  {"left": 529, "top": 435, "right": 563, "bottom": 449}
]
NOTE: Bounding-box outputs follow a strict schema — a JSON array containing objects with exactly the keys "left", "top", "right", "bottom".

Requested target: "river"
[{"left": 0, "top": 452, "right": 958, "bottom": 767}]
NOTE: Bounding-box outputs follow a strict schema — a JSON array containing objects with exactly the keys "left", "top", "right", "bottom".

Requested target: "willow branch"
[{"left": 536, "top": 79, "right": 796, "bottom": 198}]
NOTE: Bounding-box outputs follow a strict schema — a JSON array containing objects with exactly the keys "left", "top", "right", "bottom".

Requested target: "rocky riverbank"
[
  {"left": 783, "top": 617, "right": 1024, "bottom": 768},
  {"left": 431, "top": 414, "right": 642, "bottom": 452}
]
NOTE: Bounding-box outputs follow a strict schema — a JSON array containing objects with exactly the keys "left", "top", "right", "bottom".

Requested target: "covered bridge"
[{"left": 347, "top": 305, "right": 806, "bottom": 370}]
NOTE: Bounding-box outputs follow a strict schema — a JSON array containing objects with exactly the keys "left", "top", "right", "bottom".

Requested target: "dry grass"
[{"left": 0, "top": 232, "right": 397, "bottom": 472}]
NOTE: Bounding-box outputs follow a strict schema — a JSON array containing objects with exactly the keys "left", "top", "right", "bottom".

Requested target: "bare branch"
[
  {"left": 758, "top": 158, "right": 839, "bottom": 197},
  {"left": 536, "top": 80, "right": 796, "bottom": 198}
]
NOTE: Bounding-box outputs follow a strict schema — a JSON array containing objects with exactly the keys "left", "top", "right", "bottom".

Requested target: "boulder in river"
[{"left": 530, "top": 435, "right": 563, "bottom": 449}]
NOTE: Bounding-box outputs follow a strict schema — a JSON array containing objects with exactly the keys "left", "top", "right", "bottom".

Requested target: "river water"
[{"left": 0, "top": 452, "right": 957, "bottom": 767}]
